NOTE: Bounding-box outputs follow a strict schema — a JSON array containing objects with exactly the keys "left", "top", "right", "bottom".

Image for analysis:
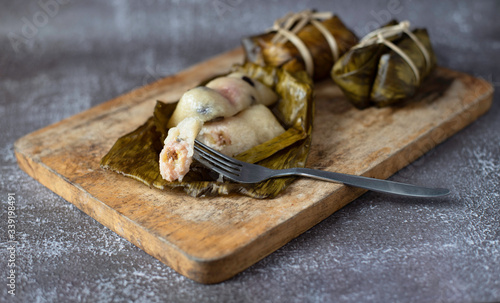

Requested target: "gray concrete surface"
[{"left": 1, "top": 0, "right": 499, "bottom": 302}]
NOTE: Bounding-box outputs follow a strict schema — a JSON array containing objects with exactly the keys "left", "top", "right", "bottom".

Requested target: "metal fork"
[{"left": 193, "top": 140, "right": 450, "bottom": 197}]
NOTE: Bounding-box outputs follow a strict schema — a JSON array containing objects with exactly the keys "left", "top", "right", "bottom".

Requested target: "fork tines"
[{"left": 193, "top": 140, "right": 242, "bottom": 176}]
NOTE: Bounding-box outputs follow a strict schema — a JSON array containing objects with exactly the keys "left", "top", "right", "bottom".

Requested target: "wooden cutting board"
[{"left": 15, "top": 48, "right": 493, "bottom": 284}]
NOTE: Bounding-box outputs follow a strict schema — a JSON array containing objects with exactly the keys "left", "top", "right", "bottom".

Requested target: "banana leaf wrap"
[
  {"left": 100, "top": 63, "right": 314, "bottom": 199},
  {"left": 332, "top": 22, "right": 436, "bottom": 109},
  {"left": 242, "top": 15, "right": 358, "bottom": 81},
  {"left": 370, "top": 29, "right": 436, "bottom": 106}
]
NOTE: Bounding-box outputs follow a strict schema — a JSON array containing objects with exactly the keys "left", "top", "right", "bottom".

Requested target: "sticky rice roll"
[
  {"left": 197, "top": 104, "right": 285, "bottom": 157},
  {"left": 226, "top": 72, "right": 279, "bottom": 106},
  {"left": 167, "top": 87, "right": 233, "bottom": 128},
  {"left": 205, "top": 77, "right": 260, "bottom": 112}
]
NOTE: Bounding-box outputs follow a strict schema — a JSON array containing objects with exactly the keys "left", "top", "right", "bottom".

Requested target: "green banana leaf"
[
  {"left": 332, "top": 21, "right": 436, "bottom": 109},
  {"left": 370, "top": 29, "right": 437, "bottom": 106},
  {"left": 330, "top": 43, "right": 389, "bottom": 109},
  {"left": 100, "top": 62, "right": 314, "bottom": 199}
]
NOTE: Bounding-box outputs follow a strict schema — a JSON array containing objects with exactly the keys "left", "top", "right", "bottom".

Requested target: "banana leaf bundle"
[
  {"left": 100, "top": 63, "right": 314, "bottom": 199},
  {"left": 331, "top": 20, "right": 436, "bottom": 108},
  {"left": 242, "top": 10, "right": 358, "bottom": 81}
]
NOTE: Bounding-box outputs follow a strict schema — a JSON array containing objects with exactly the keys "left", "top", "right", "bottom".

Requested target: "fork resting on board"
[{"left": 193, "top": 140, "right": 450, "bottom": 198}]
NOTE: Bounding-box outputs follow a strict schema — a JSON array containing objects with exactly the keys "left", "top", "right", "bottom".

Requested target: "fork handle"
[{"left": 274, "top": 168, "right": 450, "bottom": 197}]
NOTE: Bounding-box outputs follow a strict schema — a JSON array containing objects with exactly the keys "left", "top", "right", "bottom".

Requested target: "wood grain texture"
[{"left": 14, "top": 47, "right": 493, "bottom": 284}]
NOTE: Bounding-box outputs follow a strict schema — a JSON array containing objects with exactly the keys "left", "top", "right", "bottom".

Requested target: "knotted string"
[
  {"left": 355, "top": 21, "right": 431, "bottom": 84},
  {"left": 269, "top": 10, "right": 339, "bottom": 76}
]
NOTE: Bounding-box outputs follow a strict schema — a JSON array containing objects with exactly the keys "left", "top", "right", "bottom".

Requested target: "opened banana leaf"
[
  {"left": 331, "top": 21, "right": 436, "bottom": 109},
  {"left": 100, "top": 63, "right": 314, "bottom": 199},
  {"left": 242, "top": 14, "right": 358, "bottom": 81}
]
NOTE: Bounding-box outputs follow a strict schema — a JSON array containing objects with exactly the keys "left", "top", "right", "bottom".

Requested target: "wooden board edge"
[
  {"left": 368, "top": 78, "right": 494, "bottom": 182},
  {"left": 13, "top": 147, "right": 215, "bottom": 283},
  {"left": 192, "top": 187, "right": 368, "bottom": 284}
]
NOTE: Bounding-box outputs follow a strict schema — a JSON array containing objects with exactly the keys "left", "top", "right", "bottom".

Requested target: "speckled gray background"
[{"left": 1, "top": 0, "right": 499, "bottom": 302}]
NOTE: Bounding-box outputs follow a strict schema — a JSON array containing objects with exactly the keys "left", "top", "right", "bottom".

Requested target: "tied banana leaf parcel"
[
  {"left": 242, "top": 15, "right": 358, "bottom": 81},
  {"left": 100, "top": 63, "right": 314, "bottom": 199},
  {"left": 332, "top": 20, "right": 437, "bottom": 108}
]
